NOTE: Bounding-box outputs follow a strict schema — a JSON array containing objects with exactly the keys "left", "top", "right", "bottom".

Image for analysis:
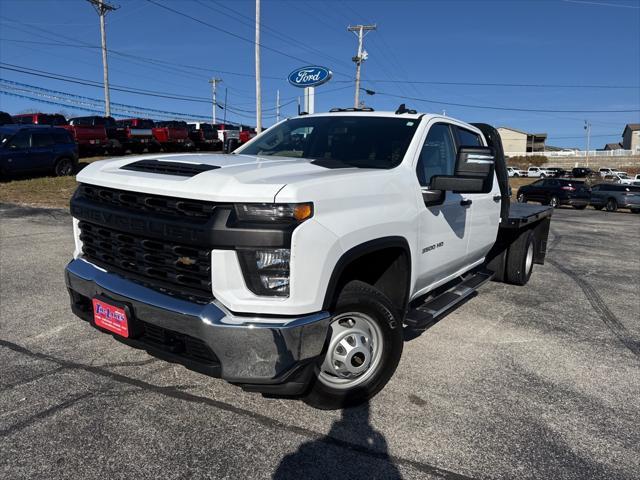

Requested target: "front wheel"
[
  {"left": 303, "top": 280, "right": 403, "bottom": 410},
  {"left": 549, "top": 195, "right": 559, "bottom": 208},
  {"left": 517, "top": 193, "right": 526, "bottom": 203},
  {"left": 606, "top": 198, "right": 618, "bottom": 212}
]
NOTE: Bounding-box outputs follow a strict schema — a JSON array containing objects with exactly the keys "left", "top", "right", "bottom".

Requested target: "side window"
[
  {"left": 7, "top": 130, "right": 31, "bottom": 149},
  {"left": 32, "top": 132, "right": 54, "bottom": 148},
  {"left": 456, "top": 127, "right": 482, "bottom": 147},
  {"left": 416, "top": 123, "right": 456, "bottom": 187},
  {"left": 532, "top": 180, "right": 544, "bottom": 187},
  {"left": 546, "top": 179, "right": 559, "bottom": 187},
  {"left": 52, "top": 130, "right": 72, "bottom": 144}
]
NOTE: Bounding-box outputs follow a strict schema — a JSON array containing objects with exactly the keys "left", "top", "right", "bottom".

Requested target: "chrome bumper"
[{"left": 65, "top": 258, "right": 331, "bottom": 386}]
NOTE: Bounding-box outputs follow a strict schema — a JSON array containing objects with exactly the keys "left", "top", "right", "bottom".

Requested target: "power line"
[
  {"left": 359, "top": 79, "right": 640, "bottom": 89},
  {"left": 144, "top": 0, "right": 350, "bottom": 78},
  {"left": 368, "top": 89, "right": 640, "bottom": 113}
]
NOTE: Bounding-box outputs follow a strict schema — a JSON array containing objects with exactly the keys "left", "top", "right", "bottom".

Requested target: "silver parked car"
[{"left": 590, "top": 184, "right": 640, "bottom": 213}]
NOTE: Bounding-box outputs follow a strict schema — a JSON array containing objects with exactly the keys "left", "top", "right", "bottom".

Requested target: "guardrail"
[{"left": 505, "top": 150, "right": 637, "bottom": 157}]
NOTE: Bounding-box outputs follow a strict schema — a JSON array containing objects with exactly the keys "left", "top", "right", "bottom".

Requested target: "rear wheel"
[
  {"left": 303, "top": 280, "right": 403, "bottom": 410},
  {"left": 54, "top": 157, "right": 75, "bottom": 177},
  {"left": 606, "top": 198, "right": 618, "bottom": 212},
  {"left": 505, "top": 229, "right": 535, "bottom": 286}
]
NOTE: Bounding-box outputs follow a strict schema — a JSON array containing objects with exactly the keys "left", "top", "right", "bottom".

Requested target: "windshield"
[{"left": 239, "top": 116, "right": 420, "bottom": 169}]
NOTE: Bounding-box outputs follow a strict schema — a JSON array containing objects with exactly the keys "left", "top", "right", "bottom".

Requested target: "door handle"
[
  {"left": 460, "top": 199, "right": 472, "bottom": 207},
  {"left": 493, "top": 195, "right": 501, "bottom": 202}
]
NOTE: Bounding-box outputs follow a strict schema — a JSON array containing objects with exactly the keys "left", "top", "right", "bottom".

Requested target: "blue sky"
[{"left": 0, "top": 0, "right": 639, "bottom": 148}]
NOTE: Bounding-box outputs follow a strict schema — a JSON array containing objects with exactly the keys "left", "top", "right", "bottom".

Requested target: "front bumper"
[{"left": 65, "top": 258, "right": 331, "bottom": 393}]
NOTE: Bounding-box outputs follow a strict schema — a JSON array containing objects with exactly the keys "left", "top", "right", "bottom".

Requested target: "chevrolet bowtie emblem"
[{"left": 177, "top": 256, "right": 196, "bottom": 266}]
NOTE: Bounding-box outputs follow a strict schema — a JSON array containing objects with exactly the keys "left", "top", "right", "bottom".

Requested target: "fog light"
[{"left": 238, "top": 248, "right": 291, "bottom": 297}]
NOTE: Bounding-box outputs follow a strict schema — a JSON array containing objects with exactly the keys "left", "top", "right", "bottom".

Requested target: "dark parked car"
[
  {"left": 0, "top": 111, "right": 13, "bottom": 125},
  {"left": 0, "top": 125, "right": 78, "bottom": 177},
  {"left": 590, "top": 184, "right": 640, "bottom": 213},
  {"left": 516, "top": 178, "right": 590, "bottom": 209},
  {"left": 571, "top": 167, "right": 594, "bottom": 178}
]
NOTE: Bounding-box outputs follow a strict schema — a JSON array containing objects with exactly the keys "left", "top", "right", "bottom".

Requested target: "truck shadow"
[{"left": 272, "top": 401, "right": 403, "bottom": 480}]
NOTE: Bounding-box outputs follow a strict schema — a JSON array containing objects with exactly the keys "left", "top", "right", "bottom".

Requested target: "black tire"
[
  {"left": 540, "top": 173, "right": 546, "bottom": 179},
  {"left": 605, "top": 198, "right": 617, "bottom": 212},
  {"left": 593, "top": 205, "right": 604, "bottom": 211},
  {"left": 514, "top": 173, "right": 519, "bottom": 177},
  {"left": 303, "top": 280, "right": 403, "bottom": 410},
  {"left": 517, "top": 193, "right": 526, "bottom": 203},
  {"left": 573, "top": 204, "right": 587, "bottom": 210},
  {"left": 54, "top": 157, "right": 75, "bottom": 177},
  {"left": 505, "top": 229, "right": 535, "bottom": 286},
  {"left": 548, "top": 195, "right": 559, "bottom": 208}
]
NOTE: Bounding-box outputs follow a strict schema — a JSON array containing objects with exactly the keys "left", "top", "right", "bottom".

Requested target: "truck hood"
[{"left": 76, "top": 152, "right": 366, "bottom": 203}]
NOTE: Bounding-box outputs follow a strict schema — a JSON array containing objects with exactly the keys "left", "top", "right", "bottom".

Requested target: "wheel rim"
[
  {"left": 57, "top": 160, "right": 72, "bottom": 176},
  {"left": 525, "top": 241, "right": 534, "bottom": 275},
  {"left": 517, "top": 194, "right": 525, "bottom": 203},
  {"left": 550, "top": 197, "right": 558, "bottom": 207},
  {"left": 318, "top": 312, "right": 384, "bottom": 390},
  {"left": 607, "top": 200, "right": 615, "bottom": 211}
]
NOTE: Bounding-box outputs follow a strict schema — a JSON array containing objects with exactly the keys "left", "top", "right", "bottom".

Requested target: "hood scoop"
[{"left": 121, "top": 159, "right": 220, "bottom": 177}]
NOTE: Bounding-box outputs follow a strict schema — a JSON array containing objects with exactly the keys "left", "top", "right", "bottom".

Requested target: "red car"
[
  {"left": 239, "top": 125, "right": 257, "bottom": 145},
  {"left": 152, "top": 121, "right": 189, "bottom": 152}
]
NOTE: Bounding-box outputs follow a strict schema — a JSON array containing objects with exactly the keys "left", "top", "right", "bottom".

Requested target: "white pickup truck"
[
  {"left": 65, "top": 107, "right": 553, "bottom": 409},
  {"left": 527, "top": 166, "right": 555, "bottom": 178}
]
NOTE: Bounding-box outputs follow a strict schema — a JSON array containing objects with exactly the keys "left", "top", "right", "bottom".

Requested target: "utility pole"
[
  {"left": 348, "top": 24, "right": 376, "bottom": 108},
  {"left": 223, "top": 88, "right": 228, "bottom": 124},
  {"left": 584, "top": 120, "right": 591, "bottom": 166},
  {"left": 255, "top": 0, "right": 262, "bottom": 132},
  {"left": 209, "top": 78, "right": 222, "bottom": 124},
  {"left": 86, "top": 0, "right": 118, "bottom": 117},
  {"left": 276, "top": 89, "right": 280, "bottom": 123}
]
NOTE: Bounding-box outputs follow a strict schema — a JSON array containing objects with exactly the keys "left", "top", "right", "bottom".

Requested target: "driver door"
[{"left": 414, "top": 122, "right": 472, "bottom": 294}]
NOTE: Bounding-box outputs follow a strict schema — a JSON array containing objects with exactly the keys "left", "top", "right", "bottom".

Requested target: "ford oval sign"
[{"left": 288, "top": 66, "right": 332, "bottom": 88}]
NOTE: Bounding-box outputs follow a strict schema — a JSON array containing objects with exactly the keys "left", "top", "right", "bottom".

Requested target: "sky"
[{"left": 0, "top": 0, "right": 639, "bottom": 149}]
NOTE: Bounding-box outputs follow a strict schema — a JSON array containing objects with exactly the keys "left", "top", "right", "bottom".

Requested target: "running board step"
[{"left": 405, "top": 270, "right": 494, "bottom": 329}]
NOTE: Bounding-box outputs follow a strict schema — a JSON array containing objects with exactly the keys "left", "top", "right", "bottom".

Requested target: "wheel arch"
[{"left": 322, "top": 236, "right": 412, "bottom": 315}]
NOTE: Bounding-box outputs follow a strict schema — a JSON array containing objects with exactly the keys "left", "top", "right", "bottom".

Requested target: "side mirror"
[{"left": 455, "top": 146, "right": 495, "bottom": 176}]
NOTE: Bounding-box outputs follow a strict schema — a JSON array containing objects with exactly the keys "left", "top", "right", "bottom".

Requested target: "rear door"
[
  {"left": 452, "top": 125, "right": 501, "bottom": 262},
  {"left": 30, "top": 131, "right": 55, "bottom": 170},
  {"left": 413, "top": 122, "right": 473, "bottom": 293}
]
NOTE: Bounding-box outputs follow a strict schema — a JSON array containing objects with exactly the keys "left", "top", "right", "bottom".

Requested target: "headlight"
[
  {"left": 238, "top": 248, "right": 290, "bottom": 296},
  {"left": 234, "top": 203, "right": 313, "bottom": 223}
]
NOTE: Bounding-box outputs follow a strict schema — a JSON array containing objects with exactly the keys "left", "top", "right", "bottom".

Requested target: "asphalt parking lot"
[{"left": 0, "top": 203, "right": 638, "bottom": 480}]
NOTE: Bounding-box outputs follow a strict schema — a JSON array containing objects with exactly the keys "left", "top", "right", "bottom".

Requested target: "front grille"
[
  {"left": 76, "top": 184, "right": 217, "bottom": 220},
  {"left": 121, "top": 159, "right": 220, "bottom": 177},
  {"left": 79, "top": 220, "right": 213, "bottom": 300}
]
